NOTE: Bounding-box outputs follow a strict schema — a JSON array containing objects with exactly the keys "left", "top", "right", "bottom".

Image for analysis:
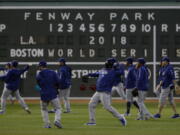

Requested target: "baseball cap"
[
  {"left": 11, "top": 60, "right": 18, "bottom": 67},
  {"left": 106, "top": 58, "right": 117, "bottom": 64},
  {"left": 126, "top": 57, "right": 133, "bottom": 64},
  {"left": 137, "top": 58, "right": 146, "bottom": 65},
  {"left": 58, "top": 58, "right": 66, "bottom": 63},
  {"left": 38, "top": 61, "right": 47, "bottom": 67},
  {"left": 161, "top": 57, "right": 170, "bottom": 62}
]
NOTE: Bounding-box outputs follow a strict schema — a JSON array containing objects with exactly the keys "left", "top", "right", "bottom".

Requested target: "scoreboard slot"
[
  {"left": 175, "top": 36, "right": 180, "bottom": 45},
  {"left": 0, "top": 36, "right": 8, "bottom": 45}
]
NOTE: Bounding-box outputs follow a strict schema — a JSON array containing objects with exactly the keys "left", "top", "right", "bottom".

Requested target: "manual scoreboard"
[{"left": 0, "top": 6, "right": 180, "bottom": 97}]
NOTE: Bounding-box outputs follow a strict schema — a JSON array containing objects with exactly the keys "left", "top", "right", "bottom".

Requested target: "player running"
[
  {"left": 112, "top": 60, "right": 126, "bottom": 100},
  {"left": 0, "top": 60, "right": 31, "bottom": 114},
  {"left": 124, "top": 57, "right": 140, "bottom": 116},
  {"left": 36, "top": 61, "right": 62, "bottom": 128},
  {"left": 84, "top": 58, "right": 127, "bottom": 126},
  {"left": 154, "top": 57, "right": 180, "bottom": 119},
  {"left": 136, "top": 58, "right": 153, "bottom": 120},
  {"left": 57, "top": 58, "right": 72, "bottom": 113}
]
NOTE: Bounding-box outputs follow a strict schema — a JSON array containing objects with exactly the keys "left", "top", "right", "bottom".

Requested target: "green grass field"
[{"left": 0, "top": 101, "right": 180, "bottom": 135}]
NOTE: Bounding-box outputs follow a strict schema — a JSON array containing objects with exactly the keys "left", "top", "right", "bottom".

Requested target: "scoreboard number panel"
[
  {"left": 0, "top": 6, "right": 180, "bottom": 97},
  {"left": 0, "top": 7, "right": 179, "bottom": 61}
]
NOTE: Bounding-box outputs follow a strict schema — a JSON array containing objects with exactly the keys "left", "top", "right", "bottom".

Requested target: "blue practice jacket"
[
  {"left": 136, "top": 66, "right": 149, "bottom": 91},
  {"left": 125, "top": 65, "right": 136, "bottom": 89},
  {"left": 36, "top": 69, "right": 59, "bottom": 101},
  {"left": 0, "top": 66, "right": 29, "bottom": 91},
  {"left": 58, "top": 65, "right": 72, "bottom": 89},
  {"left": 88, "top": 68, "right": 122, "bottom": 92}
]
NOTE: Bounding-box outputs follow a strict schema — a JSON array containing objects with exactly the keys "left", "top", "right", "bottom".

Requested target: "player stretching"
[
  {"left": 0, "top": 61, "right": 31, "bottom": 114},
  {"left": 112, "top": 59, "right": 126, "bottom": 100},
  {"left": 154, "top": 57, "right": 180, "bottom": 119},
  {"left": 58, "top": 58, "right": 72, "bottom": 113},
  {"left": 36, "top": 61, "right": 62, "bottom": 128},
  {"left": 124, "top": 57, "right": 139, "bottom": 116},
  {"left": 136, "top": 58, "right": 153, "bottom": 120},
  {"left": 0, "top": 63, "right": 15, "bottom": 104},
  {"left": 84, "top": 58, "right": 127, "bottom": 126}
]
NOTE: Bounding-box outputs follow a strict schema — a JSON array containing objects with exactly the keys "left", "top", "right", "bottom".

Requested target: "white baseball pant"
[
  {"left": 40, "top": 97, "right": 61, "bottom": 125},
  {"left": 137, "top": 91, "right": 152, "bottom": 119},
  {"left": 88, "top": 91, "right": 124, "bottom": 123},
  {"left": 1, "top": 88, "right": 28, "bottom": 112},
  {"left": 112, "top": 83, "right": 126, "bottom": 100},
  {"left": 59, "top": 86, "right": 71, "bottom": 112},
  {"left": 159, "top": 87, "right": 174, "bottom": 106}
]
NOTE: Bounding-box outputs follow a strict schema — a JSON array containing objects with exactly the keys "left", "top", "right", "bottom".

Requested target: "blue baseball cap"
[
  {"left": 161, "top": 57, "right": 170, "bottom": 62},
  {"left": 58, "top": 58, "right": 66, "bottom": 63},
  {"left": 106, "top": 58, "right": 117, "bottom": 64},
  {"left": 11, "top": 60, "right": 18, "bottom": 67},
  {"left": 137, "top": 58, "right": 146, "bottom": 65},
  {"left": 38, "top": 61, "right": 47, "bottom": 67},
  {"left": 126, "top": 57, "right": 133, "bottom": 64},
  {"left": 6, "top": 62, "right": 11, "bottom": 67}
]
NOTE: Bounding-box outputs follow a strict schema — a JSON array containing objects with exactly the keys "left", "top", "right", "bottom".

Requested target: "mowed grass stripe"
[{"left": 0, "top": 102, "right": 179, "bottom": 135}]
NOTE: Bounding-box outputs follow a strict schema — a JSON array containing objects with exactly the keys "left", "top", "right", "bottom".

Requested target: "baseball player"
[
  {"left": 57, "top": 58, "right": 72, "bottom": 113},
  {"left": 0, "top": 60, "right": 31, "bottom": 114},
  {"left": 111, "top": 61, "right": 126, "bottom": 100},
  {"left": 154, "top": 57, "right": 180, "bottom": 119},
  {"left": 84, "top": 58, "right": 127, "bottom": 126},
  {"left": 36, "top": 61, "right": 62, "bottom": 128},
  {"left": 136, "top": 58, "right": 153, "bottom": 120},
  {"left": 124, "top": 57, "right": 140, "bottom": 116},
  {"left": 0, "top": 63, "right": 15, "bottom": 104}
]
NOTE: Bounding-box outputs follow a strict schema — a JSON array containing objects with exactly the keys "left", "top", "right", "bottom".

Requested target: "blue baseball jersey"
[
  {"left": 36, "top": 69, "right": 59, "bottom": 101},
  {"left": 158, "top": 66, "right": 164, "bottom": 83},
  {"left": 58, "top": 65, "right": 72, "bottom": 89},
  {"left": 161, "top": 64, "right": 175, "bottom": 89},
  {"left": 88, "top": 68, "right": 121, "bottom": 92},
  {"left": 125, "top": 65, "right": 136, "bottom": 89},
  {"left": 0, "top": 66, "right": 29, "bottom": 91},
  {"left": 145, "top": 65, "right": 151, "bottom": 79},
  {"left": 136, "top": 66, "right": 149, "bottom": 91},
  {"left": 113, "top": 63, "right": 125, "bottom": 86}
]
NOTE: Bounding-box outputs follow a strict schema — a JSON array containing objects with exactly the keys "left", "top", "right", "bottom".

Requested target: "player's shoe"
[
  {"left": 85, "top": 122, "right": 96, "bottom": 126},
  {"left": 119, "top": 116, "right": 127, "bottom": 126},
  {"left": 25, "top": 108, "right": 31, "bottom": 114},
  {"left": 124, "top": 112, "right": 131, "bottom": 117},
  {"left": 0, "top": 110, "right": 4, "bottom": 114},
  {"left": 44, "top": 123, "right": 51, "bottom": 128},
  {"left": 145, "top": 114, "right": 155, "bottom": 120},
  {"left": 63, "top": 110, "right": 71, "bottom": 113},
  {"left": 54, "top": 121, "right": 63, "bottom": 128},
  {"left": 136, "top": 115, "right": 145, "bottom": 120},
  {"left": 136, "top": 117, "right": 144, "bottom": 120},
  {"left": 153, "top": 113, "right": 161, "bottom": 119},
  {"left": 48, "top": 109, "right": 56, "bottom": 113},
  {"left": 171, "top": 114, "right": 180, "bottom": 119}
]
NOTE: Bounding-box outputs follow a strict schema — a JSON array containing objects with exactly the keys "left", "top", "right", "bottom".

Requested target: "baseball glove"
[
  {"left": 82, "top": 75, "right": 89, "bottom": 83},
  {"left": 132, "top": 88, "right": 138, "bottom": 97}
]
